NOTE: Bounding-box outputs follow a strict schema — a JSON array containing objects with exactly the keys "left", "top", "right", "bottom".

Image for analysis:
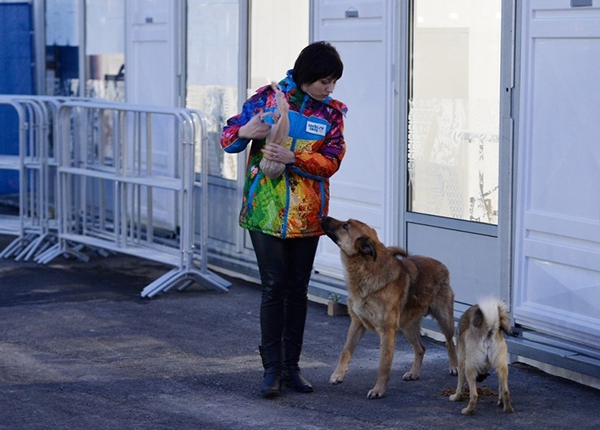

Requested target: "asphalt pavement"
[{"left": 1, "top": 233, "right": 600, "bottom": 430}]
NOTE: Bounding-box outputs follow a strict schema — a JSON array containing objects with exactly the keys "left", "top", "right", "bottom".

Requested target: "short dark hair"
[{"left": 292, "top": 41, "right": 344, "bottom": 89}]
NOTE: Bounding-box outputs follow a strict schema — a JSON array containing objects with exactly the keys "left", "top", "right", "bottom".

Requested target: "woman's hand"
[
  {"left": 262, "top": 142, "right": 296, "bottom": 165},
  {"left": 238, "top": 113, "right": 271, "bottom": 140}
]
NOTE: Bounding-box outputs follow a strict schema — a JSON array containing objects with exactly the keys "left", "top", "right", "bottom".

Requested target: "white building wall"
[
  {"left": 312, "top": 0, "right": 398, "bottom": 279},
  {"left": 513, "top": 0, "right": 600, "bottom": 349}
]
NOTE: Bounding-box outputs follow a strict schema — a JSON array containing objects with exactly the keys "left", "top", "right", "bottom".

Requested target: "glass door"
[
  {"left": 406, "top": 0, "right": 504, "bottom": 306},
  {"left": 185, "top": 0, "right": 309, "bottom": 254},
  {"left": 244, "top": 0, "right": 309, "bottom": 251},
  {"left": 186, "top": 0, "right": 243, "bottom": 254}
]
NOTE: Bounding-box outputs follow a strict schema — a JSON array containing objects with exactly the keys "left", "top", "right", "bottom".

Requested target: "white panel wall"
[
  {"left": 312, "top": 0, "right": 395, "bottom": 279},
  {"left": 514, "top": 0, "right": 600, "bottom": 347},
  {"left": 126, "top": 0, "right": 179, "bottom": 107},
  {"left": 407, "top": 223, "right": 500, "bottom": 309},
  {"left": 125, "top": 0, "right": 181, "bottom": 228}
]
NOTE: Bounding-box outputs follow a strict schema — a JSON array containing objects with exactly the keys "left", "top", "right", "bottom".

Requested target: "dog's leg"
[
  {"left": 449, "top": 358, "right": 465, "bottom": 403},
  {"left": 429, "top": 286, "right": 458, "bottom": 376},
  {"left": 496, "top": 362, "right": 515, "bottom": 413},
  {"left": 461, "top": 366, "right": 479, "bottom": 415},
  {"left": 330, "top": 319, "right": 366, "bottom": 385},
  {"left": 436, "top": 315, "right": 458, "bottom": 376},
  {"left": 367, "top": 327, "right": 397, "bottom": 399},
  {"left": 401, "top": 322, "right": 425, "bottom": 381}
]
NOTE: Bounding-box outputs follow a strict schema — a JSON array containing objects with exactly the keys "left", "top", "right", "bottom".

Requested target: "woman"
[{"left": 220, "top": 41, "right": 346, "bottom": 398}]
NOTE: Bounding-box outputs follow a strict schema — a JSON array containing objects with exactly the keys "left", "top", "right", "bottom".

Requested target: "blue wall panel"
[{"left": 0, "top": 3, "right": 34, "bottom": 195}]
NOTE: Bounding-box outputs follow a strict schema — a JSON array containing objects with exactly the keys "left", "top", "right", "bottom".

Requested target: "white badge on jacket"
[{"left": 306, "top": 121, "right": 327, "bottom": 137}]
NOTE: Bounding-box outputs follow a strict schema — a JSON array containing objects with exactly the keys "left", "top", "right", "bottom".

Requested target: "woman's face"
[{"left": 301, "top": 77, "right": 337, "bottom": 101}]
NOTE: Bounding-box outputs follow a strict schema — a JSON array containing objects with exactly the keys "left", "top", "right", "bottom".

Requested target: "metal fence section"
[
  {"left": 0, "top": 96, "right": 61, "bottom": 260},
  {"left": 0, "top": 97, "right": 25, "bottom": 239},
  {"left": 1, "top": 97, "right": 229, "bottom": 296}
]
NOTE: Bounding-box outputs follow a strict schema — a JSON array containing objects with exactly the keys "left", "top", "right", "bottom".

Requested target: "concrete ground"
[{"left": 1, "top": 233, "right": 600, "bottom": 430}]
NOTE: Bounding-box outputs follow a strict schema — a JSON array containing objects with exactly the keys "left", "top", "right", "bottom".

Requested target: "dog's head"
[{"left": 321, "top": 216, "right": 380, "bottom": 261}]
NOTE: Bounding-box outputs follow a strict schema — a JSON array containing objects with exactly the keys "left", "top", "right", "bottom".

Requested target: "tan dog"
[
  {"left": 321, "top": 216, "right": 458, "bottom": 399},
  {"left": 449, "top": 297, "right": 514, "bottom": 414}
]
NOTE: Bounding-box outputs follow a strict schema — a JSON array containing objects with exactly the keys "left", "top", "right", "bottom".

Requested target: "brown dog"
[
  {"left": 449, "top": 297, "right": 514, "bottom": 414},
  {"left": 321, "top": 216, "right": 458, "bottom": 399}
]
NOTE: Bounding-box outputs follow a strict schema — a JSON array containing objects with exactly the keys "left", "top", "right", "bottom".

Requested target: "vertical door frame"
[
  {"left": 237, "top": 0, "right": 250, "bottom": 255},
  {"left": 396, "top": 0, "right": 410, "bottom": 248},
  {"left": 33, "top": 0, "right": 46, "bottom": 94},
  {"left": 500, "top": 0, "right": 519, "bottom": 315},
  {"left": 78, "top": 0, "right": 86, "bottom": 97},
  {"left": 384, "top": 0, "right": 406, "bottom": 247}
]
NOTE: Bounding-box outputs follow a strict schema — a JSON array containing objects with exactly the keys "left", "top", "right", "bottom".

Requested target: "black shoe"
[
  {"left": 282, "top": 366, "right": 313, "bottom": 393},
  {"left": 258, "top": 345, "right": 282, "bottom": 398},
  {"left": 260, "top": 370, "right": 282, "bottom": 398}
]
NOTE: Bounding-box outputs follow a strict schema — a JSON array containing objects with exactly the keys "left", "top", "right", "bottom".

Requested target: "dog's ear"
[{"left": 357, "top": 236, "right": 377, "bottom": 261}]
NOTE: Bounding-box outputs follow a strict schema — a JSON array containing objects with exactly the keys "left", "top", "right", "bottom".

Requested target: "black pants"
[{"left": 249, "top": 230, "right": 320, "bottom": 367}]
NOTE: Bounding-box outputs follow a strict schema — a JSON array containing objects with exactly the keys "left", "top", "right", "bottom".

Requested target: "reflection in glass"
[
  {"left": 186, "top": 0, "right": 240, "bottom": 180},
  {"left": 85, "top": 0, "right": 125, "bottom": 101},
  {"left": 45, "top": 0, "right": 81, "bottom": 96},
  {"left": 408, "top": 0, "right": 501, "bottom": 224},
  {"left": 86, "top": 54, "right": 125, "bottom": 101},
  {"left": 249, "top": 0, "right": 309, "bottom": 95},
  {"left": 44, "top": 0, "right": 125, "bottom": 100}
]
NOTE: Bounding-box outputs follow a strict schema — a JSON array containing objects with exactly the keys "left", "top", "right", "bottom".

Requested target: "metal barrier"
[
  {"left": 0, "top": 97, "right": 25, "bottom": 239},
  {"left": 2, "top": 97, "right": 230, "bottom": 296},
  {"left": 0, "top": 96, "right": 59, "bottom": 260}
]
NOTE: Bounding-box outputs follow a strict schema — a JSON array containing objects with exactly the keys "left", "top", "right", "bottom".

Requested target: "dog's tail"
[
  {"left": 476, "top": 297, "right": 511, "bottom": 336},
  {"left": 387, "top": 246, "right": 409, "bottom": 258}
]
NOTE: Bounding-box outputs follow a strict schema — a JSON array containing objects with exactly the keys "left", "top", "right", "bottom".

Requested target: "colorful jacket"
[{"left": 220, "top": 71, "right": 347, "bottom": 239}]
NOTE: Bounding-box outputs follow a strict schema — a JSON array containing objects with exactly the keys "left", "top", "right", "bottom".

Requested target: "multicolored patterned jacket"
[{"left": 221, "top": 71, "right": 347, "bottom": 239}]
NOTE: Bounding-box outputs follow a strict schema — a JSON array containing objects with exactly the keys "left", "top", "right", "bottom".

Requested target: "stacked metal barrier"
[
  {"left": 0, "top": 96, "right": 61, "bottom": 260},
  {"left": 1, "top": 97, "right": 230, "bottom": 297},
  {"left": 0, "top": 97, "right": 25, "bottom": 238}
]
